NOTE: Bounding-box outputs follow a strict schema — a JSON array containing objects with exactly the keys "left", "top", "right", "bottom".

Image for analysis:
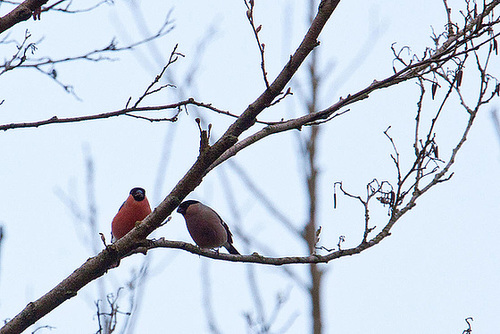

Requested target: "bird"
[
  {"left": 111, "top": 187, "right": 152, "bottom": 242},
  {"left": 177, "top": 200, "right": 240, "bottom": 255}
]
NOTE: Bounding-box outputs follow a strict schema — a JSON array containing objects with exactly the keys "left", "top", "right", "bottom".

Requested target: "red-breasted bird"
[
  {"left": 111, "top": 187, "right": 152, "bottom": 242},
  {"left": 177, "top": 200, "right": 240, "bottom": 255}
]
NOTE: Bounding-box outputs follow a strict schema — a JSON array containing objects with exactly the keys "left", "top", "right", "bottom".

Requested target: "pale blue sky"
[{"left": 0, "top": 1, "right": 499, "bottom": 333}]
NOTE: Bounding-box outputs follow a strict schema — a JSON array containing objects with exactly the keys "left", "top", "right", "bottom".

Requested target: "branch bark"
[
  {"left": 0, "top": 99, "right": 213, "bottom": 131},
  {"left": 0, "top": 0, "right": 47, "bottom": 34}
]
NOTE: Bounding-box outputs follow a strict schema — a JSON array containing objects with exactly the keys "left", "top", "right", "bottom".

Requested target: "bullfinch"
[
  {"left": 177, "top": 200, "right": 240, "bottom": 255},
  {"left": 111, "top": 187, "right": 152, "bottom": 242}
]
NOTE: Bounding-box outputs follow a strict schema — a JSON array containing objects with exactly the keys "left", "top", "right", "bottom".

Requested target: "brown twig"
[
  {"left": 132, "top": 44, "right": 183, "bottom": 107},
  {"left": 462, "top": 317, "right": 473, "bottom": 334},
  {"left": 0, "top": 13, "right": 175, "bottom": 97},
  {"left": 0, "top": 98, "right": 223, "bottom": 131},
  {"left": 244, "top": 0, "right": 270, "bottom": 88},
  {"left": 123, "top": 237, "right": 390, "bottom": 264},
  {"left": 0, "top": 0, "right": 108, "bottom": 15}
]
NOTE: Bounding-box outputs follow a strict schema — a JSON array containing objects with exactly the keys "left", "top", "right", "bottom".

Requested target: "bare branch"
[
  {"left": 0, "top": 0, "right": 110, "bottom": 15},
  {"left": 206, "top": 1, "right": 500, "bottom": 173},
  {"left": 244, "top": 0, "right": 270, "bottom": 88},
  {"left": 462, "top": 317, "right": 474, "bottom": 334},
  {"left": 121, "top": 234, "right": 396, "bottom": 265},
  {"left": 0, "top": 97, "right": 231, "bottom": 131},
  {"left": 131, "top": 44, "right": 183, "bottom": 108},
  {"left": 0, "top": 0, "right": 47, "bottom": 34},
  {"left": 42, "top": 0, "right": 110, "bottom": 14},
  {"left": 31, "top": 325, "right": 55, "bottom": 333},
  {"left": 0, "top": 13, "right": 175, "bottom": 96}
]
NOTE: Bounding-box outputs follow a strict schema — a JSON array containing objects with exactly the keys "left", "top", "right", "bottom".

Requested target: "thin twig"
[{"left": 244, "top": 0, "right": 270, "bottom": 88}]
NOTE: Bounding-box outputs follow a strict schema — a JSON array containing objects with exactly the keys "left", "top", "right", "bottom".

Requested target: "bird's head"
[
  {"left": 177, "top": 200, "right": 200, "bottom": 215},
  {"left": 130, "top": 187, "right": 146, "bottom": 201}
]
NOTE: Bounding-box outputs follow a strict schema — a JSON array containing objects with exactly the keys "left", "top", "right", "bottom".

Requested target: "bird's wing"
[
  {"left": 221, "top": 221, "right": 233, "bottom": 244},
  {"left": 117, "top": 200, "right": 126, "bottom": 212}
]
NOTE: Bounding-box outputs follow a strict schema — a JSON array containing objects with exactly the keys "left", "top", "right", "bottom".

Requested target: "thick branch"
[{"left": 0, "top": 0, "right": 47, "bottom": 34}]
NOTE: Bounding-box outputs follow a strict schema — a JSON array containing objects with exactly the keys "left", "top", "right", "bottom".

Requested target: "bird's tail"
[{"left": 224, "top": 242, "right": 240, "bottom": 255}]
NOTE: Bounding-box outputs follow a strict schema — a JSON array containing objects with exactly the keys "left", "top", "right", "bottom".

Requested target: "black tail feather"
[{"left": 224, "top": 242, "right": 240, "bottom": 255}]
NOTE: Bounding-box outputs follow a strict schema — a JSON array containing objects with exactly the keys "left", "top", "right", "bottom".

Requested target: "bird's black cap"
[
  {"left": 130, "top": 187, "right": 146, "bottom": 201},
  {"left": 177, "top": 200, "right": 200, "bottom": 214}
]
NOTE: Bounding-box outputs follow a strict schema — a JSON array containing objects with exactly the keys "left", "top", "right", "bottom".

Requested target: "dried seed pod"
[
  {"left": 432, "top": 81, "right": 438, "bottom": 99},
  {"left": 456, "top": 69, "right": 463, "bottom": 88}
]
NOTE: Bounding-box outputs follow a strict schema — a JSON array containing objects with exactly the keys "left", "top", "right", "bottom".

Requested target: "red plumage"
[{"left": 111, "top": 187, "right": 151, "bottom": 241}]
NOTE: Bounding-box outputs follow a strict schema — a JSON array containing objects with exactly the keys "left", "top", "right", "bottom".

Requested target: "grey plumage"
[{"left": 177, "top": 200, "right": 240, "bottom": 255}]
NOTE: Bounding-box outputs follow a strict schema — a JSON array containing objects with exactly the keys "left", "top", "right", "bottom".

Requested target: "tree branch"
[
  {"left": 124, "top": 237, "right": 381, "bottom": 265},
  {"left": 0, "top": 98, "right": 232, "bottom": 131},
  {"left": 0, "top": 0, "right": 47, "bottom": 34},
  {"left": 206, "top": 1, "right": 500, "bottom": 172}
]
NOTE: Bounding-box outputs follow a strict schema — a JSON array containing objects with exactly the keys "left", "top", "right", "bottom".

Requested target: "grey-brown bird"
[{"left": 177, "top": 200, "right": 240, "bottom": 255}]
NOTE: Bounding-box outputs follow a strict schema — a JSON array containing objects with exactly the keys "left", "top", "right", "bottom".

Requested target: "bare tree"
[{"left": 0, "top": 0, "right": 499, "bottom": 333}]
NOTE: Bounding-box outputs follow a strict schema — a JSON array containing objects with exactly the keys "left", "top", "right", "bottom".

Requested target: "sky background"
[{"left": 0, "top": 0, "right": 499, "bottom": 333}]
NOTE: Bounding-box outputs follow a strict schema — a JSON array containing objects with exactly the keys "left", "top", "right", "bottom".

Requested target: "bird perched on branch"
[
  {"left": 111, "top": 187, "right": 151, "bottom": 242},
  {"left": 177, "top": 200, "right": 240, "bottom": 255}
]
